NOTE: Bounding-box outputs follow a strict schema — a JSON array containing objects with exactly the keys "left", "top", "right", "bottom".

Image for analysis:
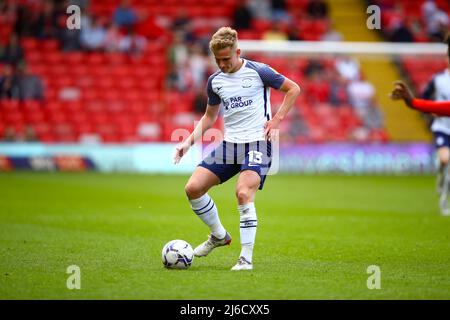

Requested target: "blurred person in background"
[
  {"left": 113, "top": 0, "right": 138, "bottom": 30},
  {"left": 422, "top": 0, "right": 449, "bottom": 42},
  {"left": 14, "top": 2, "right": 35, "bottom": 37},
  {"left": 391, "top": 81, "right": 450, "bottom": 217},
  {"left": 69, "top": 0, "right": 89, "bottom": 10},
  {"left": 329, "top": 73, "right": 348, "bottom": 106},
  {"left": 306, "top": 0, "right": 329, "bottom": 19},
  {"left": 80, "top": 16, "right": 107, "bottom": 51},
  {"left": 0, "top": 64, "right": 19, "bottom": 99},
  {"left": 320, "top": 21, "right": 343, "bottom": 42},
  {"left": 304, "top": 58, "right": 324, "bottom": 78},
  {"left": 385, "top": 13, "right": 414, "bottom": 42},
  {"left": 391, "top": 33, "right": 450, "bottom": 215},
  {"left": 118, "top": 29, "right": 147, "bottom": 56},
  {"left": 57, "top": 0, "right": 83, "bottom": 51},
  {"left": 168, "top": 30, "right": 189, "bottom": 66},
  {"left": 0, "top": 33, "right": 24, "bottom": 66},
  {"left": 166, "top": 61, "right": 193, "bottom": 92},
  {"left": 421, "top": 38, "right": 450, "bottom": 214},
  {"left": 286, "top": 108, "right": 308, "bottom": 142},
  {"left": 270, "top": 0, "right": 291, "bottom": 22},
  {"left": 247, "top": 0, "right": 271, "bottom": 21},
  {"left": 171, "top": 8, "right": 196, "bottom": 44},
  {"left": 192, "top": 88, "right": 208, "bottom": 116},
  {"left": 233, "top": 1, "right": 253, "bottom": 31},
  {"left": 17, "top": 64, "right": 44, "bottom": 100},
  {"left": 335, "top": 55, "right": 360, "bottom": 82},
  {"left": 104, "top": 23, "right": 121, "bottom": 52},
  {"left": 0, "top": 0, "right": 16, "bottom": 24},
  {"left": 134, "top": 10, "right": 166, "bottom": 41},
  {"left": 172, "top": 8, "right": 190, "bottom": 31},
  {"left": 3, "top": 126, "right": 18, "bottom": 142},
  {"left": 262, "top": 20, "right": 288, "bottom": 41},
  {"left": 287, "top": 25, "right": 303, "bottom": 41},
  {"left": 188, "top": 44, "right": 209, "bottom": 91},
  {"left": 347, "top": 74, "right": 379, "bottom": 128},
  {"left": 23, "top": 125, "right": 38, "bottom": 142},
  {"left": 34, "top": 0, "right": 59, "bottom": 39}
]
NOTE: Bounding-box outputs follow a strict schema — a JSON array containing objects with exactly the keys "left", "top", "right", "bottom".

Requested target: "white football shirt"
[
  {"left": 428, "top": 69, "right": 450, "bottom": 135},
  {"left": 207, "top": 59, "right": 286, "bottom": 143}
]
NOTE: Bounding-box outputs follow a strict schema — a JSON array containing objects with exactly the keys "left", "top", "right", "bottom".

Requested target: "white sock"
[
  {"left": 442, "top": 164, "right": 450, "bottom": 195},
  {"left": 439, "top": 163, "right": 446, "bottom": 174},
  {"left": 189, "top": 194, "right": 226, "bottom": 239},
  {"left": 238, "top": 202, "right": 257, "bottom": 263}
]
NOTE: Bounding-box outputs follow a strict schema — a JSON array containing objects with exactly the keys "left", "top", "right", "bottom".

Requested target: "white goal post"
[{"left": 239, "top": 40, "right": 447, "bottom": 56}]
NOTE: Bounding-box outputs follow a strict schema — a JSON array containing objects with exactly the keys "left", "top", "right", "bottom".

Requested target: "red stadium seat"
[
  {"left": 0, "top": 100, "right": 20, "bottom": 111},
  {"left": 128, "top": 101, "right": 147, "bottom": 115},
  {"left": 41, "top": 39, "right": 60, "bottom": 51},
  {"left": 25, "top": 51, "right": 43, "bottom": 64},
  {"left": 4, "top": 110, "right": 24, "bottom": 127},
  {"left": 309, "top": 127, "right": 327, "bottom": 143},
  {"left": 238, "top": 30, "right": 261, "bottom": 40},
  {"left": 22, "top": 100, "right": 42, "bottom": 113},
  {"left": 71, "top": 112, "right": 88, "bottom": 126},
  {"left": 97, "top": 77, "right": 116, "bottom": 90},
  {"left": 90, "top": 112, "right": 110, "bottom": 126},
  {"left": 116, "top": 78, "right": 137, "bottom": 90},
  {"left": 29, "top": 64, "right": 48, "bottom": 76},
  {"left": 63, "top": 52, "right": 84, "bottom": 64},
  {"left": 39, "top": 132, "right": 57, "bottom": 143},
  {"left": 106, "top": 101, "right": 126, "bottom": 113},
  {"left": 251, "top": 19, "right": 272, "bottom": 33},
  {"left": 370, "top": 129, "right": 389, "bottom": 143},
  {"left": 21, "top": 37, "right": 39, "bottom": 51},
  {"left": 86, "top": 53, "right": 105, "bottom": 65},
  {"left": 105, "top": 53, "right": 128, "bottom": 65},
  {"left": 64, "top": 101, "right": 83, "bottom": 113},
  {"left": 85, "top": 100, "right": 105, "bottom": 113},
  {"left": 44, "top": 52, "right": 63, "bottom": 64}
]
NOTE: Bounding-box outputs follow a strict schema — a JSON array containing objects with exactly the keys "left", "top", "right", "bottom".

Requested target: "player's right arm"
[
  {"left": 173, "top": 104, "right": 220, "bottom": 164},
  {"left": 410, "top": 99, "right": 450, "bottom": 116},
  {"left": 390, "top": 80, "right": 450, "bottom": 116},
  {"left": 390, "top": 81, "right": 414, "bottom": 107}
]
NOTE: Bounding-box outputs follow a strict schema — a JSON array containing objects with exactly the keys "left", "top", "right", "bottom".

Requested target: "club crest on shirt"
[
  {"left": 242, "top": 77, "right": 253, "bottom": 88},
  {"left": 222, "top": 98, "right": 230, "bottom": 110}
]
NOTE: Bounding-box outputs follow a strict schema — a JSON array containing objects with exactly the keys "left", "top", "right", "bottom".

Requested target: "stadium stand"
[
  {"left": 0, "top": 0, "right": 389, "bottom": 144},
  {"left": 370, "top": 0, "right": 449, "bottom": 99},
  {"left": 371, "top": 0, "right": 449, "bottom": 43}
]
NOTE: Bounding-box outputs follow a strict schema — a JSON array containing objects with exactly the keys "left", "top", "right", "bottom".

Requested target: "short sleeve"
[
  {"left": 422, "top": 77, "right": 436, "bottom": 100},
  {"left": 257, "top": 65, "right": 285, "bottom": 89},
  {"left": 207, "top": 75, "right": 221, "bottom": 106}
]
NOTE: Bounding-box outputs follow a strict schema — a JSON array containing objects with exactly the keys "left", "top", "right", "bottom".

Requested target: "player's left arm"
[{"left": 264, "top": 77, "right": 301, "bottom": 141}]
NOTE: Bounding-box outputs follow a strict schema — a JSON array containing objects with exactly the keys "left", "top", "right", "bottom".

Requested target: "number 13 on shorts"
[{"left": 248, "top": 150, "right": 263, "bottom": 165}]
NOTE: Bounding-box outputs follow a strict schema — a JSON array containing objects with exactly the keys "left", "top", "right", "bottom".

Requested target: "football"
[{"left": 161, "top": 239, "right": 194, "bottom": 269}]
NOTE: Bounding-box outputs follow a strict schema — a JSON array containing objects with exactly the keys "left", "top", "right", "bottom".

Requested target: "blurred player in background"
[
  {"left": 174, "top": 27, "right": 300, "bottom": 270},
  {"left": 391, "top": 34, "right": 450, "bottom": 215}
]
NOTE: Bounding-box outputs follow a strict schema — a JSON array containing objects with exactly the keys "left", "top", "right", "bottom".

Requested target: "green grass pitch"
[{"left": 0, "top": 172, "right": 449, "bottom": 299}]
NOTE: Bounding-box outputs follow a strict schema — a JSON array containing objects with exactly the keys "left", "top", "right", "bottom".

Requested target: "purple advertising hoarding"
[
  {"left": 0, "top": 142, "right": 436, "bottom": 174},
  {"left": 279, "top": 143, "right": 434, "bottom": 173}
]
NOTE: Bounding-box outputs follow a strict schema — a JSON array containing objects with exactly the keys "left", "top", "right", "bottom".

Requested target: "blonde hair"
[{"left": 209, "top": 27, "right": 238, "bottom": 53}]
